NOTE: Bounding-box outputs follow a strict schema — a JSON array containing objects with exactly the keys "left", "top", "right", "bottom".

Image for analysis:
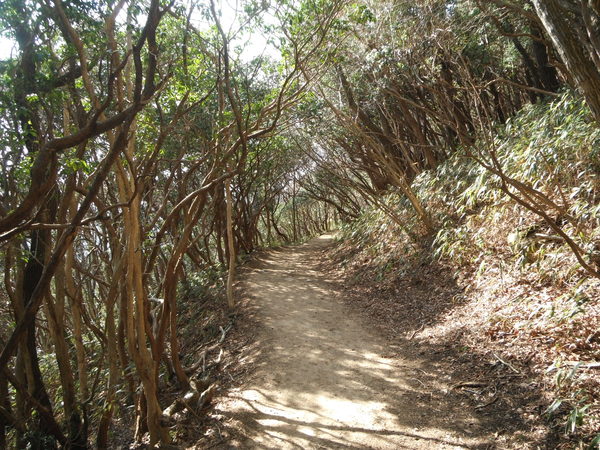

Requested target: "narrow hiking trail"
[{"left": 219, "top": 235, "right": 499, "bottom": 449}]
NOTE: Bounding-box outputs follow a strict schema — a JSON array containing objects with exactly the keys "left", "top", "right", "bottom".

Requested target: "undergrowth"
[{"left": 336, "top": 92, "right": 600, "bottom": 447}]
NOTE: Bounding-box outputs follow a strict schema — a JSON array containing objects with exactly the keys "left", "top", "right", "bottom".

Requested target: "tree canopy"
[{"left": 1, "top": 0, "right": 600, "bottom": 447}]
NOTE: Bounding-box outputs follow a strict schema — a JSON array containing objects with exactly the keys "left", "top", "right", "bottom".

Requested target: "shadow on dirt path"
[{"left": 216, "top": 234, "right": 507, "bottom": 449}]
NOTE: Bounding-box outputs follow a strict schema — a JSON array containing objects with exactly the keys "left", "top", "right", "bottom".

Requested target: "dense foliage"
[{"left": 1, "top": 0, "right": 600, "bottom": 447}]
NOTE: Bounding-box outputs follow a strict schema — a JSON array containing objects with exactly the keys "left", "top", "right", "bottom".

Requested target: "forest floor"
[{"left": 205, "top": 234, "right": 553, "bottom": 449}]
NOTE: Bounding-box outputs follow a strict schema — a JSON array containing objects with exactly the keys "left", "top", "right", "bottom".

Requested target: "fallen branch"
[
  {"left": 185, "top": 323, "right": 233, "bottom": 375},
  {"left": 493, "top": 352, "right": 520, "bottom": 374},
  {"left": 475, "top": 396, "right": 498, "bottom": 410},
  {"left": 407, "top": 324, "right": 425, "bottom": 340},
  {"left": 453, "top": 381, "right": 488, "bottom": 389},
  {"left": 163, "top": 382, "right": 216, "bottom": 421},
  {"left": 529, "top": 233, "right": 564, "bottom": 243},
  {"left": 563, "top": 361, "right": 600, "bottom": 369}
]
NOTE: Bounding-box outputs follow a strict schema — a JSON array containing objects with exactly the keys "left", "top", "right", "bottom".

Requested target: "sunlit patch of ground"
[{"left": 214, "top": 236, "right": 520, "bottom": 449}]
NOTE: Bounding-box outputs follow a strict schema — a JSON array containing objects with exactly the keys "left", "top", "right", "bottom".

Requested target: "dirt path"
[{"left": 218, "top": 235, "right": 498, "bottom": 449}]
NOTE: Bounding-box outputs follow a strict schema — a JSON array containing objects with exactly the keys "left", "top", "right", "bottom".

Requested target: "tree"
[{"left": 531, "top": 0, "right": 600, "bottom": 123}]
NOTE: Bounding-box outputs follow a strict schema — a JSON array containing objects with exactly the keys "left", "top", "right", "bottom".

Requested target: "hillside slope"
[{"left": 325, "top": 93, "right": 600, "bottom": 448}]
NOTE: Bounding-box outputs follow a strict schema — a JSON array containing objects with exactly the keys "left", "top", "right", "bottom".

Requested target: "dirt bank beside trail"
[{"left": 214, "top": 234, "right": 533, "bottom": 449}]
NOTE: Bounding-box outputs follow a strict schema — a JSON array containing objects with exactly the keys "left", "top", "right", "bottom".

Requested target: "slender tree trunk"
[
  {"left": 0, "top": 370, "right": 8, "bottom": 448},
  {"left": 532, "top": 0, "right": 600, "bottom": 122},
  {"left": 96, "top": 257, "right": 122, "bottom": 449},
  {"left": 225, "top": 177, "right": 236, "bottom": 309},
  {"left": 292, "top": 176, "right": 298, "bottom": 242}
]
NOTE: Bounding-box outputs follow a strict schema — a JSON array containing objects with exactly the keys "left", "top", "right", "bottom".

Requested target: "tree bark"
[
  {"left": 532, "top": 0, "right": 600, "bottom": 122},
  {"left": 225, "top": 177, "right": 236, "bottom": 309}
]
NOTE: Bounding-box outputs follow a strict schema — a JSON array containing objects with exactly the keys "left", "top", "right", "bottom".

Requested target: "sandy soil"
[{"left": 216, "top": 235, "right": 504, "bottom": 449}]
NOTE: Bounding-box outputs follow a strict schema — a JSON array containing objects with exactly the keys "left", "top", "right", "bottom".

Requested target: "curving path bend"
[{"left": 219, "top": 234, "right": 494, "bottom": 449}]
